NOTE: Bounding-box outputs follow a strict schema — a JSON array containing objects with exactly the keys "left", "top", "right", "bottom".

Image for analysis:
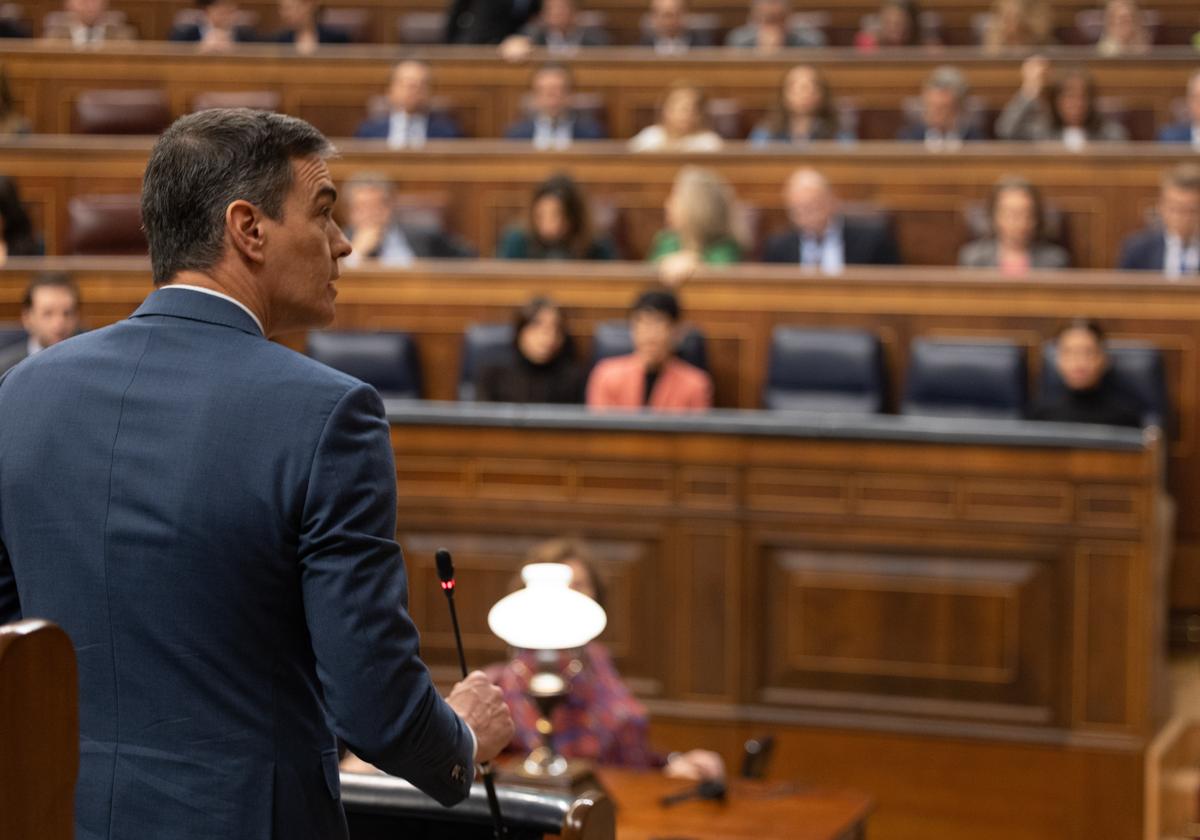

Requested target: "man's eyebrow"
[{"left": 314, "top": 185, "right": 338, "bottom": 205}]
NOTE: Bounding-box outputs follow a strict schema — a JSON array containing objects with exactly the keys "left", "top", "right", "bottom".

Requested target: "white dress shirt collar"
[
  {"left": 163, "top": 284, "right": 265, "bottom": 335},
  {"left": 26, "top": 336, "right": 43, "bottom": 356}
]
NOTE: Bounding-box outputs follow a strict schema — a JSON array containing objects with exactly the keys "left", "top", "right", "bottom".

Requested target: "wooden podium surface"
[{"left": 596, "top": 769, "right": 871, "bottom": 840}]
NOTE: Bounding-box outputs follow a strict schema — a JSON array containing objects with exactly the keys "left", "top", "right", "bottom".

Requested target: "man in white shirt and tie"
[
  {"left": 640, "top": 0, "right": 697, "bottom": 53},
  {"left": 503, "top": 63, "right": 606, "bottom": 149},
  {"left": 1119, "top": 163, "right": 1200, "bottom": 278},
  {"left": 49, "top": 0, "right": 132, "bottom": 46},
  {"left": 0, "top": 273, "right": 81, "bottom": 375},
  {"left": 353, "top": 60, "right": 464, "bottom": 147},
  {"left": 1158, "top": 71, "right": 1200, "bottom": 151}
]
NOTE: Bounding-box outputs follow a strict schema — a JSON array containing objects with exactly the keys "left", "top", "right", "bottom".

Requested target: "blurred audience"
[
  {"left": 749, "top": 65, "right": 845, "bottom": 145},
  {"left": 445, "top": 0, "right": 541, "bottom": 44},
  {"left": 476, "top": 297, "right": 587, "bottom": 404},
  {"left": 1119, "top": 163, "right": 1200, "bottom": 277},
  {"left": 341, "top": 174, "right": 472, "bottom": 267},
  {"left": 498, "top": 173, "right": 616, "bottom": 260},
  {"left": 0, "top": 68, "right": 30, "bottom": 137},
  {"left": 169, "top": 0, "right": 255, "bottom": 49},
  {"left": 1096, "top": 0, "right": 1151, "bottom": 55},
  {"left": 1029, "top": 319, "right": 1142, "bottom": 427},
  {"left": 726, "top": 0, "right": 825, "bottom": 50},
  {"left": 266, "top": 0, "right": 348, "bottom": 52},
  {"left": 1158, "top": 70, "right": 1200, "bottom": 148},
  {"left": 505, "top": 64, "right": 606, "bottom": 148},
  {"left": 763, "top": 169, "right": 901, "bottom": 272},
  {"left": 45, "top": 0, "right": 135, "bottom": 45},
  {"left": 629, "top": 82, "right": 723, "bottom": 152},
  {"left": 355, "top": 60, "right": 464, "bottom": 147},
  {"left": 958, "top": 177, "right": 1069, "bottom": 273},
  {"left": 0, "top": 177, "right": 43, "bottom": 261},
  {"left": 0, "top": 273, "right": 80, "bottom": 374},
  {"left": 981, "top": 0, "right": 1054, "bottom": 52},
  {"left": 855, "top": 0, "right": 928, "bottom": 51},
  {"left": 649, "top": 166, "right": 741, "bottom": 286},
  {"left": 587, "top": 288, "right": 713, "bottom": 412},
  {"left": 490, "top": 539, "right": 725, "bottom": 778},
  {"left": 523, "top": 0, "right": 610, "bottom": 50},
  {"left": 996, "top": 58, "right": 1128, "bottom": 148},
  {"left": 898, "top": 66, "right": 984, "bottom": 148},
  {"left": 640, "top": 0, "right": 698, "bottom": 54}
]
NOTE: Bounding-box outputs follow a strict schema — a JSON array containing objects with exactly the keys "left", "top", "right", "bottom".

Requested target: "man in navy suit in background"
[
  {"left": 1119, "top": 163, "right": 1200, "bottom": 277},
  {"left": 0, "top": 109, "right": 513, "bottom": 840},
  {"left": 354, "top": 59, "right": 465, "bottom": 147},
  {"left": 1158, "top": 70, "right": 1200, "bottom": 149},
  {"left": 504, "top": 63, "right": 606, "bottom": 149}
]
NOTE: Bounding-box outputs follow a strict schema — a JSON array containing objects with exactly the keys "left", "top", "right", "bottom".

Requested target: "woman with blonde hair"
[
  {"left": 629, "top": 81, "right": 723, "bottom": 152},
  {"left": 982, "top": 0, "right": 1053, "bottom": 52},
  {"left": 1096, "top": 0, "right": 1151, "bottom": 55},
  {"left": 647, "top": 166, "right": 742, "bottom": 284}
]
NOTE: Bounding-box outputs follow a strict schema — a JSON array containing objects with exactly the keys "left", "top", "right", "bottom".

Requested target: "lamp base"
[{"left": 500, "top": 758, "right": 603, "bottom": 797}]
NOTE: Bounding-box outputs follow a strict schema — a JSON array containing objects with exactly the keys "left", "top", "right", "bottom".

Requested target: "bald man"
[
  {"left": 355, "top": 60, "right": 464, "bottom": 147},
  {"left": 763, "top": 168, "right": 901, "bottom": 272}
]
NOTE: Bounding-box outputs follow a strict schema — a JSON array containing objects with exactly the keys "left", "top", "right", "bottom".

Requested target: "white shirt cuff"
[{"left": 465, "top": 721, "right": 478, "bottom": 763}]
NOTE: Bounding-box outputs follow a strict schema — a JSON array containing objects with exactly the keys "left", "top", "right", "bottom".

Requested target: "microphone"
[
  {"left": 659, "top": 778, "right": 728, "bottom": 807},
  {"left": 435, "top": 548, "right": 507, "bottom": 839}
]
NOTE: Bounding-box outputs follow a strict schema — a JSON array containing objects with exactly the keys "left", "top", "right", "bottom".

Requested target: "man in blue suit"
[
  {"left": 1119, "top": 163, "right": 1200, "bottom": 277},
  {"left": 504, "top": 63, "right": 606, "bottom": 149},
  {"left": 354, "top": 60, "right": 465, "bottom": 147},
  {"left": 0, "top": 109, "right": 513, "bottom": 840},
  {"left": 1158, "top": 70, "right": 1200, "bottom": 148}
]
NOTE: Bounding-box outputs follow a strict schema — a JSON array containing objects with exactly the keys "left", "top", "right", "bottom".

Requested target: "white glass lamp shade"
[{"left": 487, "top": 563, "right": 607, "bottom": 651}]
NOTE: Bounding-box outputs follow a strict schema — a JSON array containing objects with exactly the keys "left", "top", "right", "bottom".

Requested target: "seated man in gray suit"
[
  {"left": 0, "top": 271, "right": 81, "bottom": 374},
  {"left": 341, "top": 173, "right": 474, "bottom": 266},
  {"left": 0, "top": 109, "right": 514, "bottom": 840},
  {"left": 763, "top": 168, "right": 901, "bottom": 273}
]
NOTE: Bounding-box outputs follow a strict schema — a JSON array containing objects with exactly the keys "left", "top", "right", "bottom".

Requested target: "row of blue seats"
[{"left": 306, "top": 323, "right": 1169, "bottom": 426}]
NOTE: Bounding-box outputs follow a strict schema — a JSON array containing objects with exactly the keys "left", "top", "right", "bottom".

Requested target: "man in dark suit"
[
  {"left": 0, "top": 272, "right": 81, "bottom": 374},
  {"left": 504, "top": 63, "right": 606, "bottom": 148},
  {"left": 763, "top": 168, "right": 901, "bottom": 272},
  {"left": 1119, "top": 163, "right": 1200, "bottom": 277},
  {"left": 444, "top": 0, "right": 541, "bottom": 43},
  {"left": 0, "top": 109, "right": 513, "bottom": 840},
  {"left": 639, "top": 0, "right": 701, "bottom": 52},
  {"left": 897, "top": 66, "right": 986, "bottom": 149},
  {"left": 1157, "top": 70, "right": 1200, "bottom": 148},
  {"left": 265, "top": 0, "right": 350, "bottom": 51},
  {"left": 342, "top": 173, "right": 474, "bottom": 265},
  {"left": 168, "top": 0, "right": 256, "bottom": 48},
  {"left": 354, "top": 60, "right": 464, "bottom": 146},
  {"left": 523, "top": 0, "right": 610, "bottom": 50}
]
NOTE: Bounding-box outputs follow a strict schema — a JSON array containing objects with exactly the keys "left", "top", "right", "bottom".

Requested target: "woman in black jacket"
[
  {"left": 1030, "top": 319, "right": 1142, "bottom": 427},
  {"left": 476, "top": 296, "right": 586, "bottom": 404}
]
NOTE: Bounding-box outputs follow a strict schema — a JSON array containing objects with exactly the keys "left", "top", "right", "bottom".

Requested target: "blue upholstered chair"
[
  {"left": 763, "top": 326, "right": 886, "bottom": 413},
  {"left": 306, "top": 330, "right": 422, "bottom": 398},
  {"left": 458, "top": 323, "right": 516, "bottom": 401},
  {"left": 901, "top": 337, "right": 1027, "bottom": 419}
]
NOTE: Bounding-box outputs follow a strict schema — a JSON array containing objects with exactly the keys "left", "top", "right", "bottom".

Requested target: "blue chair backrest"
[
  {"left": 590, "top": 320, "right": 708, "bottom": 371},
  {"left": 458, "top": 323, "right": 516, "bottom": 401},
  {"left": 307, "top": 330, "right": 422, "bottom": 398},
  {"left": 1039, "top": 340, "right": 1167, "bottom": 428},
  {"left": 764, "top": 326, "right": 886, "bottom": 413},
  {"left": 902, "top": 337, "right": 1027, "bottom": 419}
]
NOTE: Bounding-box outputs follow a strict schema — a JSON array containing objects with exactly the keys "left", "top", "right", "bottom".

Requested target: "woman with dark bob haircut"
[
  {"left": 475, "top": 296, "right": 587, "bottom": 404},
  {"left": 497, "top": 173, "right": 616, "bottom": 260}
]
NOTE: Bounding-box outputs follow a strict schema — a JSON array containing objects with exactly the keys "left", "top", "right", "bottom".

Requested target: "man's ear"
[{"left": 227, "top": 199, "right": 266, "bottom": 265}]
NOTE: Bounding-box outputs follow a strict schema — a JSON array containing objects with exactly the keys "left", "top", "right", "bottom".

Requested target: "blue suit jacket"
[
  {"left": 354, "top": 112, "right": 464, "bottom": 140},
  {"left": 504, "top": 114, "right": 606, "bottom": 141},
  {"left": 1158, "top": 122, "right": 1194, "bottom": 143},
  {"left": 0, "top": 288, "right": 473, "bottom": 840},
  {"left": 1118, "top": 227, "right": 1166, "bottom": 270},
  {"left": 896, "top": 121, "right": 987, "bottom": 142}
]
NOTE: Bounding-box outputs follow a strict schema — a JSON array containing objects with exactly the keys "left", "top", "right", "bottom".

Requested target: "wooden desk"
[
  {"left": 595, "top": 769, "right": 871, "bottom": 840},
  {"left": 0, "top": 138, "right": 1194, "bottom": 268},
  {"left": 0, "top": 43, "right": 1195, "bottom": 141}
]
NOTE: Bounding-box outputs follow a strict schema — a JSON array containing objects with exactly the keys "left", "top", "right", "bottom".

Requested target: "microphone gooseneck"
[{"left": 435, "top": 548, "right": 506, "bottom": 840}]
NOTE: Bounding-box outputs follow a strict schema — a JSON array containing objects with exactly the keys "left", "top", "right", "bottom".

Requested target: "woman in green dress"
[{"left": 648, "top": 166, "right": 742, "bottom": 285}]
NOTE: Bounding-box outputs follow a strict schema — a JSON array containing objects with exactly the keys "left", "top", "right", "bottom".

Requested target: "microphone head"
[{"left": 435, "top": 549, "right": 455, "bottom": 584}]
